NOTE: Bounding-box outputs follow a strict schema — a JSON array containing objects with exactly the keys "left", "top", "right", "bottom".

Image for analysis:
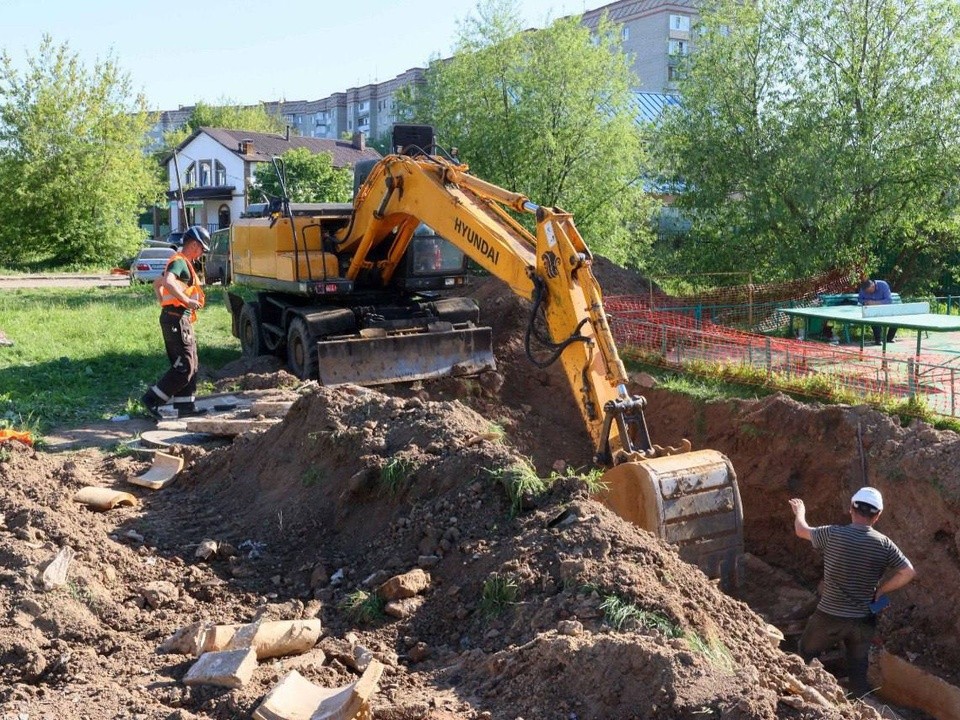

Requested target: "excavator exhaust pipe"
[
  {"left": 316, "top": 325, "right": 495, "bottom": 386},
  {"left": 595, "top": 449, "right": 744, "bottom": 590}
]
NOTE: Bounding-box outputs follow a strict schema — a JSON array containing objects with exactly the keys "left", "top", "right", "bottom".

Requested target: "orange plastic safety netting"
[{"left": 0, "top": 429, "right": 33, "bottom": 446}]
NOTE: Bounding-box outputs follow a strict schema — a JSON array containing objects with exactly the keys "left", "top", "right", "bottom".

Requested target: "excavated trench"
[{"left": 461, "top": 273, "right": 960, "bottom": 715}]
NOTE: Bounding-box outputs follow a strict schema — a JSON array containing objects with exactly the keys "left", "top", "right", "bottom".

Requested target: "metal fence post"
[
  {"left": 953, "top": 369, "right": 956, "bottom": 417},
  {"left": 907, "top": 358, "right": 916, "bottom": 399},
  {"left": 765, "top": 337, "right": 772, "bottom": 373}
]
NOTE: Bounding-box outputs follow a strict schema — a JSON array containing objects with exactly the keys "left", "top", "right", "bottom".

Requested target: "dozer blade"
[
  {"left": 594, "top": 449, "right": 744, "bottom": 590},
  {"left": 316, "top": 325, "right": 495, "bottom": 386}
]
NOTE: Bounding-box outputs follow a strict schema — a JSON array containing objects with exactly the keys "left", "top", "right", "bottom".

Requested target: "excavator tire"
[
  {"left": 595, "top": 449, "right": 744, "bottom": 590},
  {"left": 287, "top": 316, "right": 319, "bottom": 380},
  {"left": 239, "top": 302, "right": 265, "bottom": 358}
]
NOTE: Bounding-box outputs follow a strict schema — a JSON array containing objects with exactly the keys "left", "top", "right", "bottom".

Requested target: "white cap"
[{"left": 851, "top": 486, "right": 883, "bottom": 512}]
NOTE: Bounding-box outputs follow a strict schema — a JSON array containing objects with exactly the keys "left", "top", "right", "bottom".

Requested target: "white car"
[{"left": 130, "top": 246, "right": 175, "bottom": 284}]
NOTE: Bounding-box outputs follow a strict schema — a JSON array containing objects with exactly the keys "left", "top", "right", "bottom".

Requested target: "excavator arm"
[
  {"left": 336, "top": 152, "right": 663, "bottom": 466},
  {"left": 336, "top": 146, "right": 744, "bottom": 589}
]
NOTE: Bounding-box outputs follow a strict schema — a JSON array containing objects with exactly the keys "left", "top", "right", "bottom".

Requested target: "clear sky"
[{"left": 1, "top": 0, "right": 590, "bottom": 111}]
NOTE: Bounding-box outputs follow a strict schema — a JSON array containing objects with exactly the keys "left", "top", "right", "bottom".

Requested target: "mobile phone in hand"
[{"left": 869, "top": 596, "right": 890, "bottom": 613}]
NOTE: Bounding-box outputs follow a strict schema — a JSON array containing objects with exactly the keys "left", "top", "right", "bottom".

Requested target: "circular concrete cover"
[{"left": 140, "top": 430, "right": 226, "bottom": 448}]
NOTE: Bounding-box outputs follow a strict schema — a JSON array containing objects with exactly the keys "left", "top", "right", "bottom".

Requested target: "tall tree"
[
  {"left": 398, "top": 0, "right": 658, "bottom": 266},
  {"left": 0, "top": 37, "right": 160, "bottom": 267},
  {"left": 653, "top": 0, "right": 960, "bottom": 291},
  {"left": 159, "top": 99, "right": 287, "bottom": 152},
  {"left": 250, "top": 147, "right": 353, "bottom": 203}
]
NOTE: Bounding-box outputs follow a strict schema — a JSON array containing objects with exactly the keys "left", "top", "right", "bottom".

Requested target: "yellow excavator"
[{"left": 225, "top": 125, "right": 743, "bottom": 588}]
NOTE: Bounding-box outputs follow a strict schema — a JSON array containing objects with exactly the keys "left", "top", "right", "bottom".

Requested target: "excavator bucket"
[
  {"left": 595, "top": 449, "right": 744, "bottom": 590},
  {"left": 316, "top": 324, "right": 495, "bottom": 386}
]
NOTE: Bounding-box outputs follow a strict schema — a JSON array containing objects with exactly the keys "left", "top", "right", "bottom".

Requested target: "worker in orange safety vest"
[{"left": 141, "top": 225, "right": 209, "bottom": 420}]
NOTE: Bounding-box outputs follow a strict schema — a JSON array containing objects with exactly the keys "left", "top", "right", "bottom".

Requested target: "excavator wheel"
[
  {"left": 595, "top": 449, "right": 744, "bottom": 591},
  {"left": 287, "top": 316, "right": 319, "bottom": 379},
  {"left": 239, "top": 302, "right": 265, "bottom": 357}
]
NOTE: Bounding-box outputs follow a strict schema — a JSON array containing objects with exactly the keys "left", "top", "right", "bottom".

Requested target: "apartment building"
[
  {"left": 147, "top": 0, "right": 696, "bottom": 147},
  {"left": 582, "top": 0, "right": 697, "bottom": 92}
]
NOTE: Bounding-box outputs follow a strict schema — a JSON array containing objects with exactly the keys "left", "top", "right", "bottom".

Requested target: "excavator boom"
[{"left": 334, "top": 128, "right": 744, "bottom": 588}]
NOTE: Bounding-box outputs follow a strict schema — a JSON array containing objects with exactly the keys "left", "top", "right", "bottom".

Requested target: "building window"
[
  {"left": 184, "top": 162, "right": 196, "bottom": 187},
  {"left": 668, "top": 39, "right": 690, "bottom": 55},
  {"left": 215, "top": 161, "right": 226, "bottom": 186},
  {"left": 668, "top": 66, "right": 686, "bottom": 82},
  {"left": 621, "top": 25, "right": 630, "bottom": 41},
  {"left": 670, "top": 14, "right": 690, "bottom": 32},
  {"left": 199, "top": 161, "right": 211, "bottom": 187}
]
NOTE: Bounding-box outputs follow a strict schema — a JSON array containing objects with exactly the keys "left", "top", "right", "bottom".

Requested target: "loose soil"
[{"left": 2, "top": 264, "right": 957, "bottom": 720}]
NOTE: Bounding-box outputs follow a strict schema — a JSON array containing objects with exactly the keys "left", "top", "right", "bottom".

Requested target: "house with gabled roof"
[{"left": 160, "top": 126, "right": 381, "bottom": 237}]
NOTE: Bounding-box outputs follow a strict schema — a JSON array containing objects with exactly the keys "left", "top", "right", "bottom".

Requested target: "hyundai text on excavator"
[{"left": 225, "top": 125, "right": 744, "bottom": 588}]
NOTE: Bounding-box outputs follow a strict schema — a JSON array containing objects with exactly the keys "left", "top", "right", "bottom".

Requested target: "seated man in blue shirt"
[{"left": 858, "top": 279, "right": 897, "bottom": 345}]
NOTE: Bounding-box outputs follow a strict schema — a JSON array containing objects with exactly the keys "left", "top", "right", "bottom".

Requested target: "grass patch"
[
  {"left": 685, "top": 631, "right": 735, "bottom": 671},
  {"left": 479, "top": 573, "right": 519, "bottom": 617},
  {"left": 549, "top": 464, "right": 607, "bottom": 494},
  {"left": 339, "top": 590, "right": 384, "bottom": 625},
  {"left": 379, "top": 457, "right": 414, "bottom": 496},
  {"left": 485, "top": 459, "right": 547, "bottom": 516},
  {"left": 301, "top": 465, "right": 323, "bottom": 487},
  {"left": 600, "top": 594, "right": 681, "bottom": 636},
  {"left": 0, "top": 285, "right": 240, "bottom": 433}
]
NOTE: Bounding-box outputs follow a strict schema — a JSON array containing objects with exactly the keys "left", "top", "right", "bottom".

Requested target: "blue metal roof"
[{"left": 632, "top": 91, "right": 681, "bottom": 123}]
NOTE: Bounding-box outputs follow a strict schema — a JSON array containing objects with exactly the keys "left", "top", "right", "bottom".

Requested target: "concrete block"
[{"left": 182, "top": 647, "right": 257, "bottom": 688}]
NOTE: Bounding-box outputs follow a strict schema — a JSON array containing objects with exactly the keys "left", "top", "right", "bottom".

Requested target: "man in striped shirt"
[{"left": 789, "top": 487, "right": 916, "bottom": 698}]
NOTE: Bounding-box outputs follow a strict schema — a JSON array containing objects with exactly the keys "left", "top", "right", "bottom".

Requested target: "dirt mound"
[
  {"left": 3, "top": 260, "right": 957, "bottom": 719},
  {"left": 0, "top": 387, "right": 869, "bottom": 719}
]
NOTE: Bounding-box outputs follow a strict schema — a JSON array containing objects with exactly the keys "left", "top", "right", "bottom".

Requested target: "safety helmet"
[{"left": 182, "top": 225, "right": 211, "bottom": 252}]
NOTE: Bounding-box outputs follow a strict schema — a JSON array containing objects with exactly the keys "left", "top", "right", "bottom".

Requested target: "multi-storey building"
[
  {"left": 582, "top": 0, "right": 697, "bottom": 92},
  {"left": 146, "top": 0, "right": 697, "bottom": 147}
]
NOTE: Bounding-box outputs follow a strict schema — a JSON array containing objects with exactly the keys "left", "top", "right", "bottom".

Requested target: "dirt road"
[{"left": 0, "top": 273, "right": 129, "bottom": 289}]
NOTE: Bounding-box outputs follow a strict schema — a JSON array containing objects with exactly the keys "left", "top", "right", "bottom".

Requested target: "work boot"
[
  {"left": 175, "top": 403, "right": 208, "bottom": 419},
  {"left": 141, "top": 389, "right": 164, "bottom": 421}
]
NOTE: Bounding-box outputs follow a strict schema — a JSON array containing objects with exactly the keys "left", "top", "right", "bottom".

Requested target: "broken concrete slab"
[
  {"left": 73, "top": 486, "right": 138, "bottom": 511},
  {"left": 40, "top": 546, "right": 75, "bottom": 591},
  {"left": 127, "top": 451, "right": 183, "bottom": 490},
  {"left": 182, "top": 647, "right": 257, "bottom": 689},
  {"left": 224, "top": 618, "right": 324, "bottom": 660},
  {"left": 253, "top": 659, "right": 383, "bottom": 720},
  {"left": 183, "top": 417, "right": 282, "bottom": 437},
  {"left": 248, "top": 400, "right": 294, "bottom": 418},
  {"left": 162, "top": 619, "right": 323, "bottom": 660},
  {"left": 872, "top": 649, "right": 960, "bottom": 720}
]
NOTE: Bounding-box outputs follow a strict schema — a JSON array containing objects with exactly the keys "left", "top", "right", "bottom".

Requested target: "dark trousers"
[
  {"left": 871, "top": 325, "right": 896, "bottom": 343},
  {"left": 799, "top": 609, "right": 876, "bottom": 697},
  {"left": 155, "top": 309, "right": 198, "bottom": 401}
]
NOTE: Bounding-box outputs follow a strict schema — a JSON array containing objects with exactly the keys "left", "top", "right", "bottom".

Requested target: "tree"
[
  {"left": 159, "top": 99, "right": 286, "bottom": 153},
  {"left": 653, "top": 0, "right": 960, "bottom": 291},
  {"left": 250, "top": 147, "right": 353, "bottom": 203},
  {"left": 0, "top": 37, "right": 161, "bottom": 267},
  {"left": 397, "top": 0, "right": 658, "bottom": 266}
]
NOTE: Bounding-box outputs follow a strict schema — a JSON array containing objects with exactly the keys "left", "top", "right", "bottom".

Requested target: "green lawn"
[{"left": 0, "top": 284, "right": 240, "bottom": 433}]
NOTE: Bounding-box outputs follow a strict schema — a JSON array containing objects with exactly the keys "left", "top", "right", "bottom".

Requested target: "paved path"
[{"left": 0, "top": 273, "right": 129, "bottom": 289}]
